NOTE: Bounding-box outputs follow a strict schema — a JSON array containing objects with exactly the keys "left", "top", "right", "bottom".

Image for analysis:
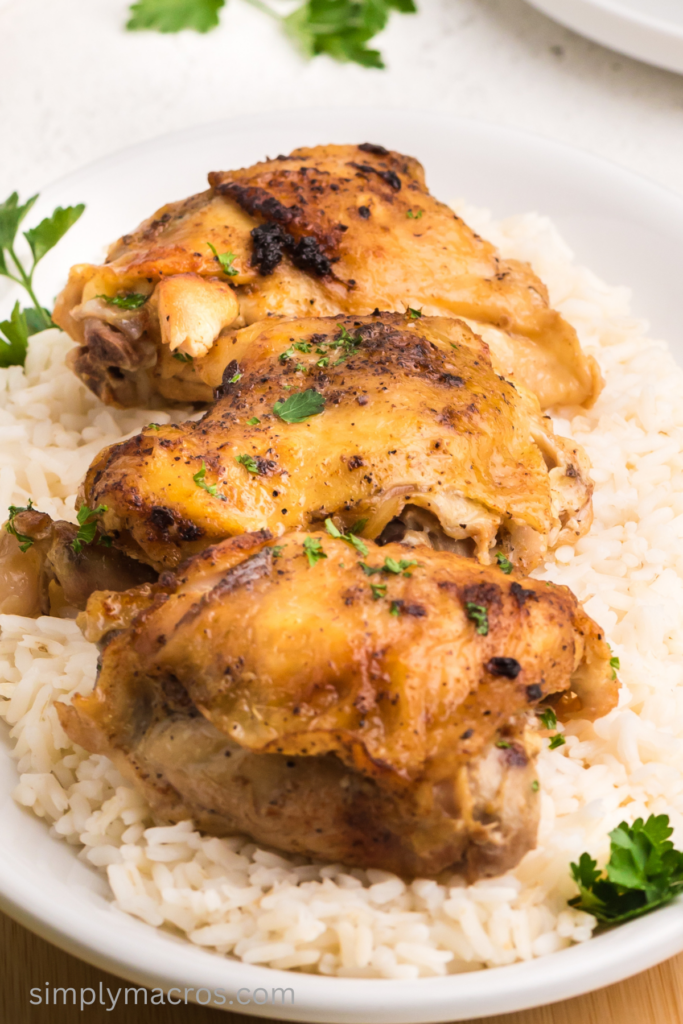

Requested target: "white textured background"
[{"left": 0, "top": 0, "right": 682, "bottom": 202}]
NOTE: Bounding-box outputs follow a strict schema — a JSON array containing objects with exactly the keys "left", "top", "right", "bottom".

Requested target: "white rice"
[{"left": 2, "top": 207, "right": 682, "bottom": 978}]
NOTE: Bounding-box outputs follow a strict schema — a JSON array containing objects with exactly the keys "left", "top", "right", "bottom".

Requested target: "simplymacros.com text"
[{"left": 29, "top": 984, "right": 295, "bottom": 1010}]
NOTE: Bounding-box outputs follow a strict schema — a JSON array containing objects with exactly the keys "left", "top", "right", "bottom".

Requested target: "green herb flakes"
[
  {"left": 98, "top": 292, "right": 148, "bottom": 310},
  {"left": 303, "top": 536, "right": 327, "bottom": 567},
  {"left": 173, "top": 350, "right": 194, "bottom": 363},
  {"left": 548, "top": 734, "right": 566, "bottom": 750},
  {"left": 495, "top": 552, "right": 514, "bottom": 574},
  {"left": 207, "top": 241, "right": 238, "bottom": 276},
  {"left": 538, "top": 708, "right": 557, "bottom": 731},
  {"left": 72, "top": 504, "right": 108, "bottom": 553},
  {"left": 5, "top": 499, "right": 36, "bottom": 552},
  {"left": 247, "top": 417, "right": 260, "bottom": 426},
  {"left": 193, "top": 461, "right": 218, "bottom": 496},
  {"left": 465, "top": 602, "right": 488, "bottom": 636},
  {"left": 236, "top": 454, "right": 259, "bottom": 474},
  {"left": 371, "top": 582, "right": 388, "bottom": 600}
]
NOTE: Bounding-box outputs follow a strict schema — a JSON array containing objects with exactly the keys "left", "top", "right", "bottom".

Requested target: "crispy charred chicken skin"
[
  {"left": 80, "top": 313, "right": 593, "bottom": 574},
  {"left": 53, "top": 143, "right": 601, "bottom": 410},
  {"left": 58, "top": 531, "right": 616, "bottom": 879},
  {"left": 0, "top": 508, "right": 156, "bottom": 616}
]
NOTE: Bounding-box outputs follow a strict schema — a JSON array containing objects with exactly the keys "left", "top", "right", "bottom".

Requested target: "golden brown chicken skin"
[
  {"left": 59, "top": 531, "right": 616, "bottom": 879},
  {"left": 80, "top": 313, "right": 593, "bottom": 574},
  {"left": 53, "top": 143, "right": 601, "bottom": 410}
]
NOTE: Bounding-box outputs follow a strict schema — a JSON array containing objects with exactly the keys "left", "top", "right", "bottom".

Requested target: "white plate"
[
  {"left": 524, "top": 0, "right": 683, "bottom": 75},
  {"left": 2, "top": 108, "right": 683, "bottom": 1023}
]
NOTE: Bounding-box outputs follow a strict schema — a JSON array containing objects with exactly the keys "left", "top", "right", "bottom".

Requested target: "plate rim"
[
  {"left": 2, "top": 106, "right": 683, "bottom": 1022},
  {"left": 524, "top": 0, "right": 683, "bottom": 74}
]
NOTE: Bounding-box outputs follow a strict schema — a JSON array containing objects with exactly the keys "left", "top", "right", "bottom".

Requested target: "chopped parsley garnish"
[
  {"left": 1, "top": 192, "right": 84, "bottom": 364},
  {"left": 72, "top": 504, "right": 109, "bottom": 553},
  {"left": 406, "top": 209, "right": 423, "bottom": 219},
  {"left": 389, "top": 600, "right": 402, "bottom": 617},
  {"left": 271, "top": 545, "right": 285, "bottom": 558},
  {"left": 128, "top": 0, "right": 225, "bottom": 31},
  {"left": 98, "top": 292, "right": 148, "bottom": 309},
  {"left": 228, "top": 370, "right": 243, "bottom": 383},
  {"left": 531, "top": 780, "right": 540, "bottom": 792},
  {"left": 360, "top": 562, "right": 383, "bottom": 576},
  {"left": 538, "top": 707, "right": 557, "bottom": 731},
  {"left": 147, "top": 423, "right": 160, "bottom": 431},
  {"left": 570, "top": 815, "right": 683, "bottom": 924},
  {"left": 207, "top": 241, "right": 238, "bottom": 276},
  {"left": 382, "top": 556, "right": 417, "bottom": 576},
  {"left": 173, "top": 350, "right": 194, "bottom": 363},
  {"left": 496, "top": 552, "right": 514, "bottom": 574},
  {"left": 349, "top": 518, "right": 368, "bottom": 534},
  {"left": 370, "top": 582, "right": 388, "bottom": 600},
  {"left": 235, "top": 454, "right": 259, "bottom": 474},
  {"left": 303, "top": 536, "right": 327, "bottom": 567},
  {"left": 406, "top": 307, "right": 422, "bottom": 319},
  {"left": 465, "top": 602, "right": 488, "bottom": 636},
  {"left": 193, "top": 461, "right": 218, "bottom": 496},
  {"left": 496, "top": 740, "right": 511, "bottom": 749},
  {"left": 316, "top": 356, "right": 329, "bottom": 368},
  {"left": 247, "top": 416, "right": 260, "bottom": 426},
  {"left": 610, "top": 653, "right": 620, "bottom": 680},
  {"left": 273, "top": 388, "right": 325, "bottom": 423},
  {"left": 5, "top": 499, "right": 36, "bottom": 551},
  {"left": 324, "top": 517, "right": 368, "bottom": 556},
  {"left": 548, "top": 734, "right": 566, "bottom": 750}
]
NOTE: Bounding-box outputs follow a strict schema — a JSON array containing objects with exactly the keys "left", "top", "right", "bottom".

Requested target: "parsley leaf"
[
  {"left": 284, "top": 0, "right": 416, "bottom": 69},
  {"left": 98, "top": 292, "right": 148, "bottom": 310},
  {"left": 570, "top": 815, "right": 683, "bottom": 924},
  {"left": 207, "top": 240, "right": 238, "bottom": 276},
  {"left": 127, "top": 0, "right": 225, "bottom": 32},
  {"left": 0, "top": 192, "right": 84, "bottom": 344},
  {"left": 173, "top": 350, "right": 194, "bottom": 363},
  {"left": 229, "top": 370, "right": 243, "bottom": 383},
  {"left": 465, "top": 602, "right": 488, "bottom": 636},
  {"left": 531, "top": 779, "right": 540, "bottom": 792},
  {"left": 538, "top": 708, "right": 557, "bottom": 731},
  {"left": 5, "top": 499, "right": 36, "bottom": 552},
  {"left": 273, "top": 388, "right": 325, "bottom": 423},
  {"left": 236, "top": 454, "right": 259, "bottom": 474},
  {"left": 72, "top": 504, "right": 108, "bottom": 553},
  {"left": 247, "top": 416, "right": 260, "bottom": 426},
  {"left": 0, "top": 302, "right": 29, "bottom": 368},
  {"left": 193, "top": 461, "right": 219, "bottom": 496},
  {"left": 25, "top": 205, "right": 85, "bottom": 265},
  {"left": 324, "top": 517, "right": 368, "bottom": 556},
  {"left": 271, "top": 544, "right": 285, "bottom": 558},
  {"left": 389, "top": 600, "right": 402, "bottom": 617},
  {"left": 406, "top": 307, "right": 422, "bottom": 319},
  {"left": 303, "top": 536, "right": 327, "bottom": 567},
  {"left": 495, "top": 552, "right": 514, "bottom": 574},
  {"left": 349, "top": 518, "right": 367, "bottom": 534},
  {"left": 406, "top": 209, "right": 423, "bottom": 219},
  {"left": 370, "top": 582, "right": 387, "bottom": 600},
  {"left": 549, "top": 734, "right": 566, "bottom": 750},
  {"left": 610, "top": 653, "right": 620, "bottom": 680}
]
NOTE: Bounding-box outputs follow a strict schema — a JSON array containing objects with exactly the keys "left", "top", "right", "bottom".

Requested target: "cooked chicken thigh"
[
  {"left": 59, "top": 530, "right": 616, "bottom": 879},
  {"left": 0, "top": 507, "right": 155, "bottom": 617},
  {"left": 53, "top": 143, "right": 601, "bottom": 410},
  {"left": 80, "top": 313, "right": 593, "bottom": 574}
]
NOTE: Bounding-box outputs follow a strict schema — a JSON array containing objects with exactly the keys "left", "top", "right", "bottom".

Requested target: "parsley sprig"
[
  {"left": 570, "top": 815, "right": 683, "bottom": 924},
  {"left": 126, "top": 0, "right": 416, "bottom": 69},
  {"left": 1, "top": 192, "right": 85, "bottom": 367},
  {"left": 193, "top": 461, "right": 225, "bottom": 499},
  {"left": 5, "top": 500, "right": 36, "bottom": 552},
  {"left": 496, "top": 552, "right": 514, "bottom": 574},
  {"left": 98, "top": 292, "right": 148, "bottom": 310}
]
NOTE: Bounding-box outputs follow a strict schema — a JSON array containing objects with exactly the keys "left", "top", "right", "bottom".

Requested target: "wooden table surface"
[{"left": 2, "top": 910, "right": 682, "bottom": 1024}]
